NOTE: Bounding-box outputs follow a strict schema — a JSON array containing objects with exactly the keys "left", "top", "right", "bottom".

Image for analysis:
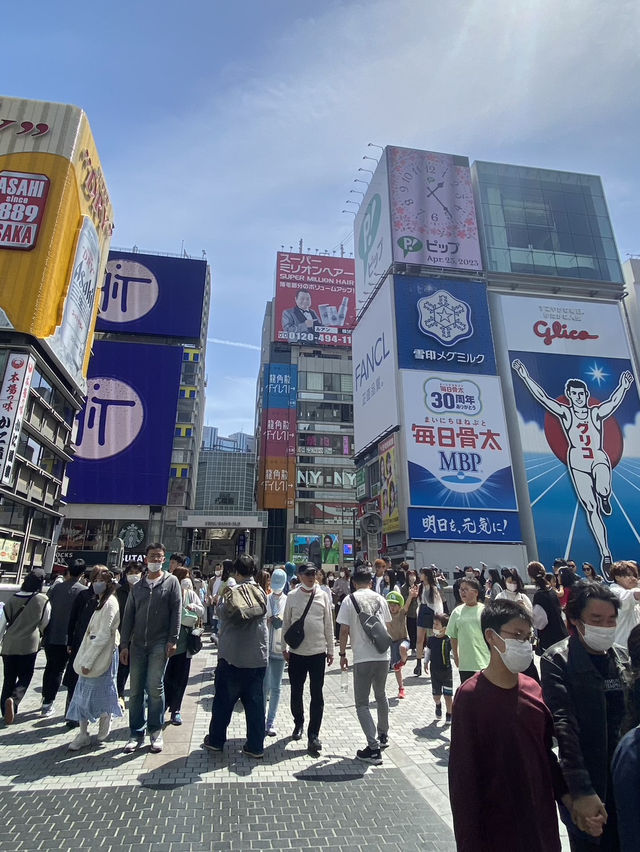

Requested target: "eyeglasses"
[{"left": 500, "top": 630, "right": 534, "bottom": 642}]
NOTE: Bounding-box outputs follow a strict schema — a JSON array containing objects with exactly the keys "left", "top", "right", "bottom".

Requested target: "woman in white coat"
[{"left": 66, "top": 566, "right": 122, "bottom": 750}]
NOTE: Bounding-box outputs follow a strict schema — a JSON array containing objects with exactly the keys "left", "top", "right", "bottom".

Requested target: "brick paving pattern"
[{"left": 0, "top": 638, "right": 568, "bottom": 850}]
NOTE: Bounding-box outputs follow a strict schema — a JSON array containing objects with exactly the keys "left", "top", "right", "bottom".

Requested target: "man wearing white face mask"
[
  {"left": 449, "top": 599, "right": 570, "bottom": 850},
  {"left": 120, "top": 543, "right": 181, "bottom": 753},
  {"left": 542, "top": 581, "right": 632, "bottom": 851}
]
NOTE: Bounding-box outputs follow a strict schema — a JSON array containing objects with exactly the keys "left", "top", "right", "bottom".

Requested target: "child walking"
[
  {"left": 425, "top": 613, "right": 453, "bottom": 722},
  {"left": 386, "top": 588, "right": 417, "bottom": 699}
]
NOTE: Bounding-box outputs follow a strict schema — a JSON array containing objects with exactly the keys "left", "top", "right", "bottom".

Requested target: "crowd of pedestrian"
[{"left": 2, "top": 550, "right": 640, "bottom": 851}]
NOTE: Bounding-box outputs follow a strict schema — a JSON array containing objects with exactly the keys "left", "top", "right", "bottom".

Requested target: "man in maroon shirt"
[{"left": 448, "top": 599, "right": 572, "bottom": 851}]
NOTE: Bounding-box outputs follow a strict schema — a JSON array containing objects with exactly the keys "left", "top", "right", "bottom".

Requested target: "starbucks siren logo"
[
  {"left": 118, "top": 523, "right": 145, "bottom": 549},
  {"left": 417, "top": 290, "right": 473, "bottom": 347}
]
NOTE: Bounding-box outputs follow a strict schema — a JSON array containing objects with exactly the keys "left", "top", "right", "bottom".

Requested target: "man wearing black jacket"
[{"left": 542, "top": 580, "right": 631, "bottom": 850}]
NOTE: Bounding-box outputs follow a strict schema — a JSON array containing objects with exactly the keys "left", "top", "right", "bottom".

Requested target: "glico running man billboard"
[
  {"left": 274, "top": 252, "right": 355, "bottom": 348},
  {"left": 0, "top": 97, "right": 114, "bottom": 391},
  {"left": 500, "top": 295, "right": 640, "bottom": 578}
]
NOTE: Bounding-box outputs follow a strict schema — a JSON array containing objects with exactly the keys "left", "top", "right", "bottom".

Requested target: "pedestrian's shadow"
[
  {"left": 138, "top": 755, "right": 203, "bottom": 789},
  {"left": 428, "top": 741, "right": 450, "bottom": 767},
  {"left": 292, "top": 756, "right": 369, "bottom": 781},
  {"left": 413, "top": 721, "right": 445, "bottom": 738}
]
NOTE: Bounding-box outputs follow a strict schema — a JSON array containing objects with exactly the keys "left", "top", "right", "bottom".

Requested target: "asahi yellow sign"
[{"left": 0, "top": 96, "right": 114, "bottom": 391}]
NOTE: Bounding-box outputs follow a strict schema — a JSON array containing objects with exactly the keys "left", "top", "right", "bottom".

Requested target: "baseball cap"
[
  {"left": 270, "top": 568, "right": 287, "bottom": 592},
  {"left": 297, "top": 563, "right": 317, "bottom": 576},
  {"left": 386, "top": 590, "right": 404, "bottom": 607}
]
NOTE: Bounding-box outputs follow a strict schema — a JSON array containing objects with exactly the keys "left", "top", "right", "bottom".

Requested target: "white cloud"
[{"left": 516, "top": 412, "right": 553, "bottom": 457}]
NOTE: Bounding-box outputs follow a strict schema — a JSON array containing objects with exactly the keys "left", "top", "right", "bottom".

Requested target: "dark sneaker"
[
  {"left": 413, "top": 661, "right": 422, "bottom": 677},
  {"left": 242, "top": 745, "right": 264, "bottom": 759},
  {"left": 445, "top": 713, "right": 452, "bottom": 724},
  {"left": 378, "top": 733, "right": 389, "bottom": 749},
  {"left": 202, "top": 735, "right": 222, "bottom": 752},
  {"left": 170, "top": 712, "right": 182, "bottom": 726},
  {"left": 356, "top": 746, "right": 383, "bottom": 765},
  {"left": 307, "top": 736, "right": 322, "bottom": 757},
  {"left": 435, "top": 704, "right": 442, "bottom": 718},
  {"left": 291, "top": 724, "right": 304, "bottom": 741}
]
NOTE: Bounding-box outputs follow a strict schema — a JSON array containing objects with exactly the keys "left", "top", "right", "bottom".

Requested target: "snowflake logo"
[{"left": 416, "top": 290, "right": 473, "bottom": 347}]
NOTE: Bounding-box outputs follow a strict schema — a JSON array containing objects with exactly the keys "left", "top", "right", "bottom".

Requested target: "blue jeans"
[
  {"left": 128, "top": 642, "right": 168, "bottom": 737},
  {"left": 209, "top": 658, "right": 266, "bottom": 754},
  {"left": 264, "top": 656, "right": 286, "bottom": 727}
]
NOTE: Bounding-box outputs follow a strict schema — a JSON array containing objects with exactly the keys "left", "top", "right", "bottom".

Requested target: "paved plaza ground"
[{"left": 0, "top": 637, "right": 569, "bottom": 851}]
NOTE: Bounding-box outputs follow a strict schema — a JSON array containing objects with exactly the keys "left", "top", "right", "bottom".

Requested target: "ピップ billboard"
[
  {"left": 500, "top": 294, "right": 640, "bottom": 578},
  {"left": 274, "top": 252, "right": 355, "bottom": 348},
  {"left": 402, "top": 369, "right": 521, "bottom": 543},
  {"left": 387, "top": 146, "right": 482, "bottom": 272},
  {"left": 0, "top": 97, "right": 114, "bottom": 391}
]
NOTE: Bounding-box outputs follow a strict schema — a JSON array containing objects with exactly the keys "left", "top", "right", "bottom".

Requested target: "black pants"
[
  {"left": 407, "top": 616, "right": 417, "bottom": 651},
  {"left": 459, "top": 670, "right": 476, "bottom": 684},
  {"left": 163, "top": 652, "right": 191, "bottom": 713},
  {"left": 288, "top": 652, "right": 326, "bottom": 739},
  {"left": 117, "top": 659, "right": 130, "bottom": 699},
  {"left": 42, "top": 644, "right": 69, "bottom": 704},
  {"left": 1, "top": 653, "right": 38, "bottom": 712}
]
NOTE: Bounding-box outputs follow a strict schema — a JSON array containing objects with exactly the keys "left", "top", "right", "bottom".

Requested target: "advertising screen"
[
  {"left": 500, "top": 294, "right": 640, "bottom": 576},
  {"left": 0, "top": 97, "right": 113, "bottom": 390},
  {"left": 274, "top": 252, "right": 355, "bottom": 348},
  {"left": 66, "top": 341, "right": 183, "bottom": 504},
  {"left": 259, "top": 364, "right": 298, "bottom": 509},
  {"left": 97, "top": 251, "right": 208, "bottom": 339},
  {"left": 352, "top": 278, "right": 399, "bottom": 455},
  {"left": 378, "top": 434, "right": 400, "bottom": 533},
  {"left": 387, "top": 146, "right": 482, "bottom": 272},
  {"left": 402, "top": 369, "right": 521, "bottom": 543},
  {"left": 394, "top": 275, "right": 496, "bottom": 374},
  {"left": 290, "top": 532, "right": 341, "bottom": 567}
]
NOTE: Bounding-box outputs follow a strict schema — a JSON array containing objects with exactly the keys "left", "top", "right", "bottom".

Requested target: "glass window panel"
[
  {"left": 599, "top": 237, "right": 619, "bottom": 260},
  {"left": 503, "top": 205, "right": 526, "bottom": 225},
  {"left": 307, "top": 372, "right": 323, "bottom": 391},
  {"left": 529, "top": 228, "right": 554, "bottom": 251},
  {"left": 569, "top": 213, "right": 590, "bottom": 235},
  {"left": 564, "top": 193, "right": 587, "bottom": 213},
  {"left": 487, "top": 247, "right": 510, "bottom": 272},
  {"left": 505, "top": 224, "right": 529, "bottom": 247},
  {"left": 572, "top": 234, "right": 595, "bottom": 255}
]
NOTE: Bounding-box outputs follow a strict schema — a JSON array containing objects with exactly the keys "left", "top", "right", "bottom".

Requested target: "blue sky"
[{"left": 4, "top": 0, "right": 640, "bottom": 434}]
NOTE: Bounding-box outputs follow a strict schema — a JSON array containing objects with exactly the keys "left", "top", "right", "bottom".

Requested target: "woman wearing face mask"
[
  {"left": 332, "top": 567, "right": 350, "bottom": 642},
  {"left": 115, "top": 563, "right": 143, "bottom": 710},
  {"left": 401, "top": 569, "right": 419, "bottom": 654},
  {"left": 264, "top": 568, "right": 288, "bottom": 736},
  {"left": 542, "top": 581, "right": 632, "bottom": 851},
  {"left": 66, "top": 566, "right": 122, "bottom": 750},
  {"left": 495, "top": 569, "right": 533, "bottom": 613},
  {"left": 162, "top": 566, "right": 205, "bottom": 725},
  {"left": 449, "top": 599, "right": 570, "bottom": 852}
]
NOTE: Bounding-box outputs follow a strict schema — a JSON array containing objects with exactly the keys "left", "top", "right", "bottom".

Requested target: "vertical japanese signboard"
[
  {"left": 0, "top": 97, "right": 114, "bottom": 391},
  {"left": 402, "top": 370, "right": 521, "bottom": 542},
  {"left": 354, "top": 155, "right": 393, "bottom": 312},
  {"left": 500, "top": 294, "right": 640, "bottom": 576},
  {"left": 0, "top": 351, "right": 35, "bottom": 484},
  {"left": 378, "top": 434, "right": 400, "bottom": 533},
  {"left": 259, "top": 364, "right": 298, "bottom": 509}
]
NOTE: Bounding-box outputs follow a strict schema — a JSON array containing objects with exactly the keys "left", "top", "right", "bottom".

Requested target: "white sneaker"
[
  {"left": 68, "top": 732, "right": 91, "bottom": 751},
  {"left": 117, "top": 697, "right": 125, "bottom": 713},
  {"left": 96, "top": 714, "right": 111, "bottom": 742},
  {"left": 149, "top": 732, "right": 163, "bottom": 753},
  {"left": 41, "top": 702, "right": 54, "bottom": 718},
  {"left": 123, "top": 738, "right": 143, "bottom": 753}
]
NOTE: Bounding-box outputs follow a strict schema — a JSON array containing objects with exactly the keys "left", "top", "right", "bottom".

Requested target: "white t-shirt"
[
  {"left": 337, "top": 589, "right": 391, "bottom": 664},
  {"left": 611, "top": 583, "right": 640, "bottom": 646}
]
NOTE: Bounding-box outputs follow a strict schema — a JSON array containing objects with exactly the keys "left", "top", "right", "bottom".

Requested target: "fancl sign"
[{"left": 354, "top": 332, "right": 390, "bottom": 391}]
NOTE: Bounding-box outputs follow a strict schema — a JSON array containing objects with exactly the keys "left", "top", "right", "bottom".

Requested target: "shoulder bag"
[
  {"left": 283, "top": 589, "right": 315, "bottom": 649},
  {"left": 350, "top": 593, "right": 392, "bottom": 653}
]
